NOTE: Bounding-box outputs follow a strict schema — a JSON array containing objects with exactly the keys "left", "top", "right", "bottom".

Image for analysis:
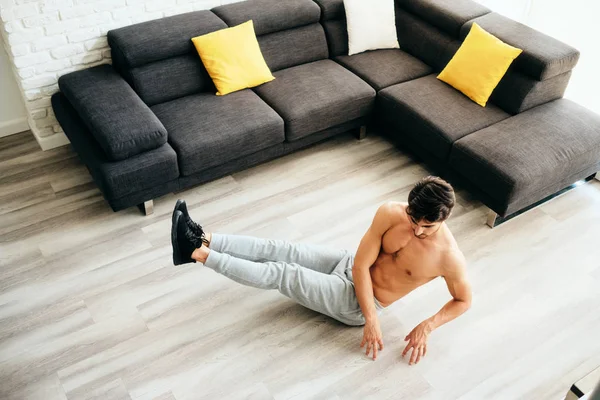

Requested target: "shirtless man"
[{"left": 171, "top": 176, "right": 472, "bottom": 365}]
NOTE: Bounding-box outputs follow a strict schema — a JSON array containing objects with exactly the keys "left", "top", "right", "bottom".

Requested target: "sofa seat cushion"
[
  {"left": 314, "top": 0, "right": 344, "bottom": 21},
  {"left": 449, "top": 99, "right": 600, "bottom": 216},
  {"left": 254, "top": 59, "right": 375, "bottom": 141},
  {"left": 152, "top": 90, "right": 284, "bottom": 176},
  {"left": 336, "top": 49, "right": 432, "bottom": 91},
  {"left": 377, "top": 74, "right": 510, "bottom": 160}
]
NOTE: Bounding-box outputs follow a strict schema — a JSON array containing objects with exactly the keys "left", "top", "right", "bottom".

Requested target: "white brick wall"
[{"left": 0, "top": 0, "right": 239, "bottom": 150}]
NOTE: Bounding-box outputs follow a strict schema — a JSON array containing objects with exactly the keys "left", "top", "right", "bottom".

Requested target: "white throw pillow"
[{"left": 344, "top": 0, "right": 400, "bottom": 56}]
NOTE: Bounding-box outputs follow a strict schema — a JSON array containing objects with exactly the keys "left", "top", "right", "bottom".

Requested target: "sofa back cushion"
[
  {"left": 316, "top": 0, "right": 463, "bottom": 65},
  {"left": 107, "top": 11, "right": 227, "bottom": 106},
  {"left": 312, "top": 0, "right": 346, "bottom": 57},
  {"left": 488, "top": 67, "right": 572, "bottom": 114},
  {"left": 212, "top": 0, "right": 328, "bottom": 72},
  {"left": 396, "top": 0, "right": 490, "bottom": 38},
  {"left": 395, "top": 7, "right": 460, "bottom": 71},
  {"left": 321, "top": 19, "right": 347, "bottom": 58}
]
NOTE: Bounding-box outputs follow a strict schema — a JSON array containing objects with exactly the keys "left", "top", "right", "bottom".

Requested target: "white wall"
[
  {"left": 0, "top": 40, "right": 28, "bottom": 137},
  {"left": 0, "top": 0, "right": 237, "bottom": 150},
  {"left": 526, "top": 0, "right": 600, "bottom": 115}
]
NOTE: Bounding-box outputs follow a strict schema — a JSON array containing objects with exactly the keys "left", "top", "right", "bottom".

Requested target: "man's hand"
[
  {"left": 402, "top": 321, "right": 432, "bottom": 365},
  {"left": 360, "top": 319, "right": 384, "bottom": 360}
]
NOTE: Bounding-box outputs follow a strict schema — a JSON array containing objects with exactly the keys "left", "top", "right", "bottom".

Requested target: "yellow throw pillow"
[
  {"left": 191, "top": 20, "right": 275, "bottom": 96},
  {"left": 437, "top": 23, "right": 523, "bottom": 107}
]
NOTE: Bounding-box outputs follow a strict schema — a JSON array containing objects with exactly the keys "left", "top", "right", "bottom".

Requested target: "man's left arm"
[{"left": 402, "top": 252, "right": 472, "bottom": 365}]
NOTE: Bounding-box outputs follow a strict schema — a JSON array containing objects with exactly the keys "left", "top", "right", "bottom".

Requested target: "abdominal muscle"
[{"left": 369, "top": 252, "right": 435, "bottom": 307}]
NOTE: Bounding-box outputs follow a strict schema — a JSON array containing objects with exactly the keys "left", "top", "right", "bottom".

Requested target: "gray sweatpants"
[{"left": 203, "top": 233, "right": 386, "bottom": 326}]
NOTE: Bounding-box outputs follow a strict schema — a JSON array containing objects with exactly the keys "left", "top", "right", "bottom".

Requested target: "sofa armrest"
[{"left": 58, "top": 64, "right": 168, "bottom": 161}]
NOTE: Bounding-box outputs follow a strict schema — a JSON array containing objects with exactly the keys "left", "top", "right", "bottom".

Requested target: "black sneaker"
[
  {"left": 173, "top": 199, "right": 209, "bottom": 246},
  {"left": 171, "top": 210, "right": 204, "bottom": 266}
]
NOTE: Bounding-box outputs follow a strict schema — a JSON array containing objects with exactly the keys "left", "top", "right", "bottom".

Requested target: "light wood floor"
[{"left": 1, "top": 130, "right": 599, "bottom": 400}]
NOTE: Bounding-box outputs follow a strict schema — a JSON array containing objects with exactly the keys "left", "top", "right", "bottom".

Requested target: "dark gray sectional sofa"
[{"left": 52, "top": 0, "right": 600, "bottom": 227}]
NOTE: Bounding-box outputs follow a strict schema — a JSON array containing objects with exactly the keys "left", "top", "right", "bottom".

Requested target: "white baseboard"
[
  {"left": 0, "top": 117, "right": 29, "bottom": 138},
  {"left": 34, "top": 131, "right": 71, "bottom": 150}
]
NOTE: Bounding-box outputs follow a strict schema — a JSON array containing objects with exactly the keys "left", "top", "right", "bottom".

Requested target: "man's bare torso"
[{"left": 369, "top": 202, "right": 462, "bottom": 307}]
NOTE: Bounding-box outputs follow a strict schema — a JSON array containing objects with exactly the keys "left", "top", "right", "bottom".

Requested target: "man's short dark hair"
[{"left": 407, "top": 176, "right": 455, "bottom": 223}]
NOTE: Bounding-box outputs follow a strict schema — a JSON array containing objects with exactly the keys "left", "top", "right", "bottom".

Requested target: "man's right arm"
[{"left": 353, "top": 203, "right": 393, "bottom": 360}]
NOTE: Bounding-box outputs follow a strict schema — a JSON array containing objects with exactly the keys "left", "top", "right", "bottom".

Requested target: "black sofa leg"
[
  {"left": 357, "top": 125, "right": 367, "bottom": 140},
  {"left": 138, "top": 200, "right": 154, "bottom": 216}
]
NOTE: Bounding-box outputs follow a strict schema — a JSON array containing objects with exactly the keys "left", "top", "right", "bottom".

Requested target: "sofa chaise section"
[{"left": 449, "top": 99, "right": 600, "bottom": 222}]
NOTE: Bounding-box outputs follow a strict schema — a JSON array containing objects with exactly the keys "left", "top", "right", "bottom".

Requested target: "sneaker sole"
[{"left": 172, "top": 211, "right": 183, "bottom": 266}]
